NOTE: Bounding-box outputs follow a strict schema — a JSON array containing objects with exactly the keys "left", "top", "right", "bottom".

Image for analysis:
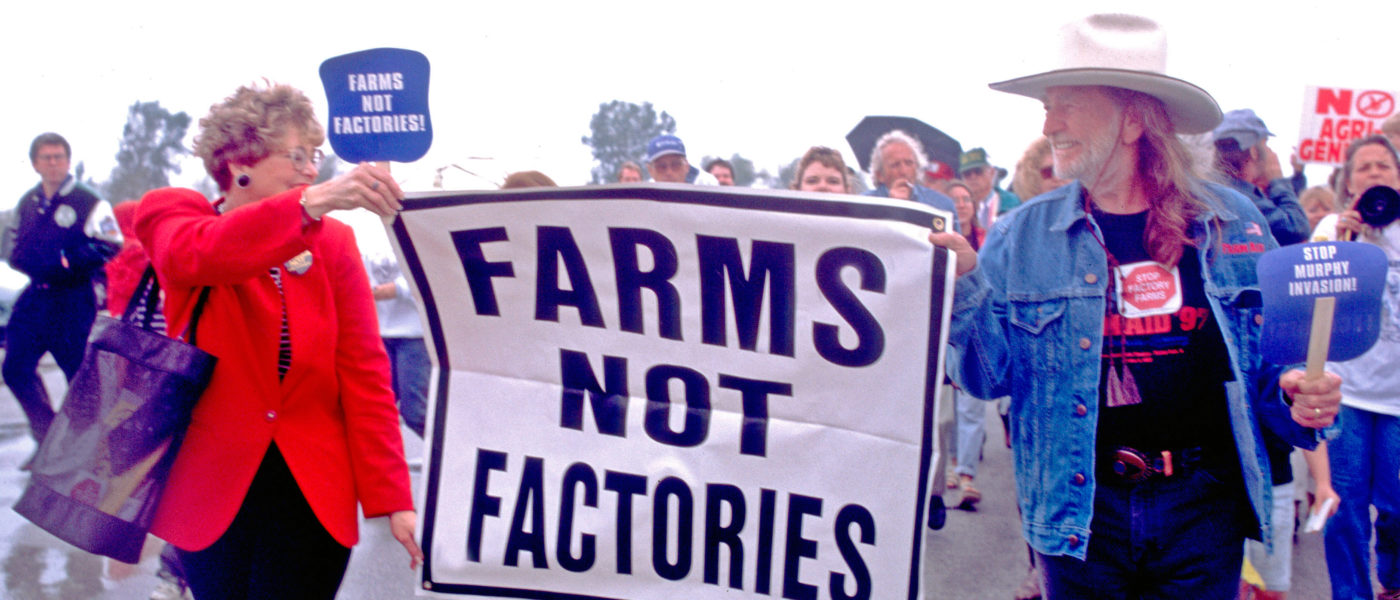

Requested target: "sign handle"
[
  {"left": 374, "top": 161, "right": 399, "bottom": 226},
  {"left": 1304, "top": 296, "right": 1336, "bottom": 380}
]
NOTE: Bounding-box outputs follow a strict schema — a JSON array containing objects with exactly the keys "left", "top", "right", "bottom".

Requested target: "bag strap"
[
  {"left": 121, "top": 265, "right": 162, "bottom": 328},
  {"left": 128, "top": 264, "right": 212, "bottom": 344},
  {"left": 183, "top": 286, "right": 213, "bottom": 346}
]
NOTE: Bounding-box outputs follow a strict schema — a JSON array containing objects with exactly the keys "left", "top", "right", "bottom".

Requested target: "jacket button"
[
  {"left": 1078, "top": 338, "right": 1091, "bottom": 350},
  {"left": 1084, "top": 273, "right": 1098, "bottom": 284},
  {"left": 1067, "top": 534, "right": 1081, "bottom": 548},
  {"left": 1073, "top": 473, "right": 1085, "bottom": 485},
  {"left": 1254, "top": 314, "right": 1264, "bottom": 325},
  {"left": 1075, "top": 404, "right": 1087, "bottom": 416},
  {"left": 265, "top": 410, "right": 277, "bottom": 422}
]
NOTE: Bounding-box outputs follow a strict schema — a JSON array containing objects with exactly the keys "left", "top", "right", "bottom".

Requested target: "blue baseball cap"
[
  {"left": 646, "top": 135, "right": 686, "bottom": 162},
  {"left": 1213, "top": 109, "right": 1273, "bottom": 149}
]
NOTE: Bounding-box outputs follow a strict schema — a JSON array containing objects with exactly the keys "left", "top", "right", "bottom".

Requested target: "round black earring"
[{"left": 236, "top": 174, "right": 251, "bottom": 188}]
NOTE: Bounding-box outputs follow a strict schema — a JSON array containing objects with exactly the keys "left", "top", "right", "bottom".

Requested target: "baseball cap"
[
  {"left": 959, "top": 148, "right": 990, "bottom": 174},
  {"left": 924, "top": 161, "right": 956, "bottom": 181},
  {"left": 1213, "top": 109, "right": 1273, "bottom": 149},
  {"left": 646, "top": 135, "right": 686, "bottom": 162}
]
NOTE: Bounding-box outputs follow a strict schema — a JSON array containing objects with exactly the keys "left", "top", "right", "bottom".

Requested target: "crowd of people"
[
  {"left": 595, "top": 13, "right": 1394, "bottom": 600},
  {"left": 3, "top": 10, "right": 1399, "bottom": 600}
]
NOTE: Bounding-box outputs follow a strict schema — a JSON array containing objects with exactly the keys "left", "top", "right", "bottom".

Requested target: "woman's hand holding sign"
[
  {"left": 1279, "top": 369, "right": 1342, "bottom": 428},
  {"left": 301, "top": 162, "right": 403, "bottom": 219}
]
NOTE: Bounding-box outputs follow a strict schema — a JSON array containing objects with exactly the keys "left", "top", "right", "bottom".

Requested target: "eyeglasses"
[
  {"left": 35, "top": 153, "right": 67, "bottom": 163},
  {"left": 285, "top": 148, "right": 325, "bottom": 171}
]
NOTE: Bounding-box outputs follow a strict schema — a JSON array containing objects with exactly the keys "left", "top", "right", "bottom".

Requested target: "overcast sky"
[{"left": 0, "top": 0, "right": 1391, "bottom": 206}]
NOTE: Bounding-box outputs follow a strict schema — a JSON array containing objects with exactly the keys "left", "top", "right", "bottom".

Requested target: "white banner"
[
  {"left": 391, "top": 184, "right": 954, "bottom": 599},
  {"left": 1298, "top": 85, "right": 1398, "bottom": 166}
]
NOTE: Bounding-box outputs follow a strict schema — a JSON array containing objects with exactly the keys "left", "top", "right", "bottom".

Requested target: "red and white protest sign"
[
  {"left": 1298, "top": 86, "right": 1398, "bottom": 166},
  {"left": 1115, "top": 261, "right": 1181, "bottom": 318}
]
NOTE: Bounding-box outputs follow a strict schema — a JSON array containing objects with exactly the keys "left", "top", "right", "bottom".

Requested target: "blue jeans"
[
  {"left": 384, "top": 337, "right": 429, "bottom": 438},
  {"left": 2, "top": 284, "right": 95, "bottom": 441},
  {"left": 954, "top": 389, "right": 987, "bottom": 478},
  {"left": 1038, "top": 464, "right": 1248, "bottom": 599},
  {"left": 1324, "top": 405, "right": 1400, "bottom": 599}
]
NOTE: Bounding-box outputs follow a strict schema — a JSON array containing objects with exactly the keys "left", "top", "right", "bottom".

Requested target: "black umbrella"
[{"left": 846, "top": 116, "right": 962, "bottom": 173}]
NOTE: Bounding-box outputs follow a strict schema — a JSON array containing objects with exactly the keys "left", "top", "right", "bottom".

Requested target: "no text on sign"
[
  {"left": 1258, "top": 241, "right": 1387, "bottom": 364},
  {"left": 320, "top": 47, "right": 432, "bottom": 163}
]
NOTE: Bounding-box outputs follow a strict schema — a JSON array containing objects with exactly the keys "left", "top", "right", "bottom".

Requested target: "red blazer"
[{"left": 135, "top": 186, "right": 412, "bottom": 551}]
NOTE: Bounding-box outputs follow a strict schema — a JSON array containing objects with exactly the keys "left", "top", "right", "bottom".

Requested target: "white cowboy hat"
[{"left": 989, "top": 13, "right": 1222, "bottom": 134}]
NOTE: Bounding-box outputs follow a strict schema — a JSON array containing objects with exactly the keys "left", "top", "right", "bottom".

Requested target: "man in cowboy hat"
[{"left": 926, "top": 13, "right": 1342, "bottom": 598}]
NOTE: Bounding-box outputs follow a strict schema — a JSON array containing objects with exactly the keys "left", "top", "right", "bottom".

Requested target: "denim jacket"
[{"left": 947, "top": 180, "right": 1318, "bottom": 560}]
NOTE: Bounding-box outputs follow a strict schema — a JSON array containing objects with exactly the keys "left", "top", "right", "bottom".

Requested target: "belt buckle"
[{"left": 1112, "top": 447, "right": 1151, "bottom": 482}]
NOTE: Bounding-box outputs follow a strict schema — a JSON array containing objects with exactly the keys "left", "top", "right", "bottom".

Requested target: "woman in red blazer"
[{"left": 135, "top": 82, "right": 420, "bottom": 599}]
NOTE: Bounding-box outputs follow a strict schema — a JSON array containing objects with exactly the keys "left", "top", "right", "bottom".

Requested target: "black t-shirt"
[{"left": 1092, "top": 209, "right": 1235, "bottom": 456}]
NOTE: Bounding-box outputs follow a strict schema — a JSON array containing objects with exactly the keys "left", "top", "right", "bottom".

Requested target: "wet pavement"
[
  {"left": 0, "top": 355, "right": 425, "bottom": 600},
  {"left": 0, "top": 355, "right": 1335, "bottom": 599}
]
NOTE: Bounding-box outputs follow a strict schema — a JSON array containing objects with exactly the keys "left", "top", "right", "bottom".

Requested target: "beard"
[{"left": 1051, "top": 126, "right": 1118, "bottom": 183}]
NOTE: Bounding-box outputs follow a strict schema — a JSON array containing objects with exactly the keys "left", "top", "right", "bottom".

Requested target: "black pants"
[
  {"left": 176, "top": 445, "right": 351, "bottom": 600},
  {"left": 1, "top": 283, "right": 95, "bottom": 441}
]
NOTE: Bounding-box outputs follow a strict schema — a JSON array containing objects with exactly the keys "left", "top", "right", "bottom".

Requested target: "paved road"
[
  {"left": 0, "top": 358, "right": 1338, "bottom": 599},
  {"left": 0, "top": 356, "right": 424, "bottom": 600},
  {"left": 923, "top": 402, "right": 1334, "bottom": 599}
]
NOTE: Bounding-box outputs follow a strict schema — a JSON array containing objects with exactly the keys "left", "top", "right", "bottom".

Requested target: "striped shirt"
[{"left": 270, "top": 267, "right": 291, "bottom": 380}]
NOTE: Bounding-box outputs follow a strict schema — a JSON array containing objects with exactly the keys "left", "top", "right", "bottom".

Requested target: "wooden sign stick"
[
  {"left": 375, "top": 161, "right": 396, "bottom": 225},
  {"left": 1305, "top": 296, "right": 1336, "bottom": 381}
]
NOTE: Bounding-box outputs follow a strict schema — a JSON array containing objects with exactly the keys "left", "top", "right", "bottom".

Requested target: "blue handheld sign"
[
  {"left": 1258, "top": 241, "right": 1386, "bottom": 364},
  {"left": 319, "top": 48, "right": 432, "bottom": 163}
]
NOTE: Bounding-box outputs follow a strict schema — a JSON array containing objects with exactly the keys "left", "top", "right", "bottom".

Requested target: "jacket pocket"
[
  {"left": 1215, "top": 287, "right": 1264, "bottom": 367},
  {"left": 1010, "top": 297, "right": 1067, "bottom": 335}
]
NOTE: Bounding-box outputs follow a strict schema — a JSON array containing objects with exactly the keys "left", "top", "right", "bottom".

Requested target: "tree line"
[
  {"left": 583, "top": 100, "right": 815, "bottom": 189},
  {"left": 76, "top": 97, "right": 806, "bottom": 203}
]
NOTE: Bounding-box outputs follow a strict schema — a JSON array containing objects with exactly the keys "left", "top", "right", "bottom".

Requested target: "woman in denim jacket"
[{"left": 927, "top": 14, "right": 1343, "bottom": 598}]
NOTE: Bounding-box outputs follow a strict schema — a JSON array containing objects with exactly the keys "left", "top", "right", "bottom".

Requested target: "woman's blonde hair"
[
  {"left": 1011, "top": 137, "right": 1053, "bottom": 200},
  {"left": 1299, "top": 185, "right": 1337, "bottom": 213},
  {"left": 194, "top": 82, "right": 325, "bottom": 191}
]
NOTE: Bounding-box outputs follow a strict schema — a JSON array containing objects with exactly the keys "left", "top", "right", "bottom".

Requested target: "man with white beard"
[{"left": 926, "top": 13, "right": 1342, "bottom": 598}]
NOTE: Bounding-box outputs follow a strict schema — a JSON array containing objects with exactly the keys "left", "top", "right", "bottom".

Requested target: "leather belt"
[{"left": 1101, "top": 446, "right": 1208, "bottom": 482}]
